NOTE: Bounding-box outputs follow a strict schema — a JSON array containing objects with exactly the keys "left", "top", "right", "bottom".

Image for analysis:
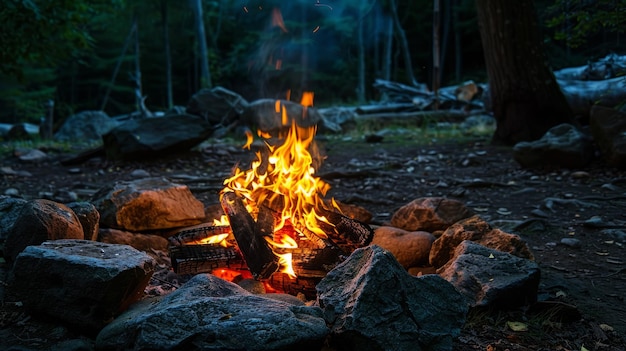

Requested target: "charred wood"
[{"left": 169, "top": 244, "right": 243, "bottom": 275}]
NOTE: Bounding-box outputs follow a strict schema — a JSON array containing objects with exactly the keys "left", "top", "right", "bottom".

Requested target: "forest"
[{"left": 0, "top": 0, "right": 624, "bottom": 127}]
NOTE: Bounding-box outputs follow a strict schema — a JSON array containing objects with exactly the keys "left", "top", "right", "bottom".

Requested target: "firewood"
[
  {"left": 169, "top": 244, "right": 243, "bottom": 275},
  {"left": 221, "top": 191, "right": 279, "bottom": 280},
  {"left": 167, "top": 224, "right": 231, "bottom": 246}
]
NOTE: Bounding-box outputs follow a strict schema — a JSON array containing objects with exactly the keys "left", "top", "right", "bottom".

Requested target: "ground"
[{"left": 1, "top": 128, "right": 625, "bottom": 351}]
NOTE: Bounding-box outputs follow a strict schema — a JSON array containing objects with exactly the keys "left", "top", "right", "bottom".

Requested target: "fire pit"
[{"left": 168, "top": 96, "right": 373, "bottom": 298}]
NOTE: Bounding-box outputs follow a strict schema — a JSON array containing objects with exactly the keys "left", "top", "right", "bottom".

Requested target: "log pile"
[{"left": 168, "top": 192, "right": 374, "bottom": 298}]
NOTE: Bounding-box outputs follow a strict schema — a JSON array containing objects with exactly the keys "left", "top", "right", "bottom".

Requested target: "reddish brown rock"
[
  {"left": 390, "top": 197, "right": 473, "bottom": 232},
  {"left": 4, "top": 199, "right": 84, "bottom": 262},
  {"left": 92, "top": 177, "right": 206, "bottom": 231},
  {"left": 429, "top": 215, "right": 534, "bottom": 268},
  {"left": 371, "top": 226, "right": 435, "bottom": 268},
  {"left": 98, "top": 228, "right": 169, "bottom": 252}
]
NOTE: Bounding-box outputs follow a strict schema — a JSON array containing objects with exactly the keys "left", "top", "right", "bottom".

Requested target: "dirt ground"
[{"left": 1, "top": 129, "right": 625, "bottom": 350}]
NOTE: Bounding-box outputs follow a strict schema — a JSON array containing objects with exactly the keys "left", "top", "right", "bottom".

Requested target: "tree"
[
  {"left": 191, "top": 0, "right": 212, "bottom": 89},
  {"left": 475, "top": 0, "right": 573, "bottom": 145}
]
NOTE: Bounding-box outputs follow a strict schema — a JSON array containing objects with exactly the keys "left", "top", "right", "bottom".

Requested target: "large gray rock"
[
  {"left": 317, "top": 245, "right": 468, "bottom": 351},
  {"left": 429, "top": 215, "right": 534, "bottom": 268},
  {"left": 0, "top": 196, "right": 28, "bottom": 244},
  {"left": 4, "top": 199, "right": 85, "bottom": 262},
  {"left": 241, "top": 99, "right": 322, "bottom": 135},
  {"left": 589, "top": 105, "right": 626, "bottom": 169},
  {"left": 437, "top": 241, "right": 540, "bottom": 308},
  {"left": 54, "top": 110, "right": 119, "bottom": 142},
  {"left": 8, "top": 240, "right": 155, "bottom": 333},
  {"left": 186, "top": 86, "right": 249, "bottom": 125},
  {"left": 102, "top": 114, "right": 212, "bottom": 160},
  {"left": 96, "top": 274, "right": 328, "bottom": 351},
  {"left": 390, "top": 197, "right": 473, "bottom": 233},
  {"left": 91, "top": 177, "right": 205, "bottom": 231},
  {"left": 512, "top": 123, "right": 594, "bottom": 168},
  {"left": 371, "top": 226, "right": 435, "bottom": 269}
]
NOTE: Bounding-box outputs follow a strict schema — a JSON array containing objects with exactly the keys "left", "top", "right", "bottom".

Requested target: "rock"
[
  {"left": 91, "top": 177, "right": 205, "bottom": 231},
  {"left": 98, "top": 228, "right": 169, "bottom": 252},
  {"left": 0, "top": 196, "right": 28, "bottom": 244},
  {"left": 429, "top": 215, "right": 534, "bottom": 268},
  {"left": 54, "top": 110, "right": 119, "bottom": 142},
  {"left": 241, "top": 99, "right": 322, "bottom": 135},
  {"left": 186, "top": 86, "right": 249, "bottom": 125},
  {"left": 560, "top": 237, "right": 582, "bottom": 248},
  {"left": 316, "top": 245, "right": 468, "bottom": 351},
  {"left": 4, "top": 199, "right": 84, "bottom": 262},
  {"left": 317, "top": 106, "right": 357, "bottom": 133},
  {"left": 8, "top": 240, "right": 155, "bottom": 333},
  {"left": 371, "top": 226, "right": 435, "bottom": 268},
  {"left": 96, "top": 274, "right": 328, "bottom": 351},
  {"left": 15, "top": 148, "right": 48, "bottom": 163},
  {"left": 102, "top": 114, "right": 212, "bottom": 161},
  {"left": 390, "top": 197, "right": 473, "bottom": 232},
  {"left": 6, "top": 123, "right": 37, "bottom": 141},
  {"left": 512, "top": 123, "right": 594, "bottom": 169},
  {"left": 66, "top": 202, "right": 100, "bottom": 241},
  {"left": 437, "top": 241, "right": 540, "bottom": 308},
  {"left": 589, "top": 105, "right": 626, "bottom": 168}
]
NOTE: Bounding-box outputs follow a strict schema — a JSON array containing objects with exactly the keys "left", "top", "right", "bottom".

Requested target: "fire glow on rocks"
[{"left": 218, "top": 93, "right": 341, "bottom": 279}]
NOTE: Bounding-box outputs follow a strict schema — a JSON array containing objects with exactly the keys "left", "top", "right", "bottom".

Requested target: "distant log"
[{"left": 559, "top": 77, "right": 626, "bottom": 118}]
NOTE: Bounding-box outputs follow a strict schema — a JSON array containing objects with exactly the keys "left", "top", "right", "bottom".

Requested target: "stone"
[
  {"left": 370, "top": 226, "right": 435, "bottom": 268},
  {"left": 98, "top": 228, "right": 169, "bottom": 252},
  {"left": 241, "top": 99, "right": 322, "bottom": 136},
  {"left": 91, "top": 177, "right": 205, "bottom": 231},
  {"left": 390, "top": 197, "right": 473, "bottom": 232},
  {"left": 429, "top": 215, "right": 534, "bottom": 268},
  {"left": 8, "top": 240, "right": 155, "bottom": 333},
  {"left": 96, "top": 274, "right": 328, "bottom": 351},
  {"left": 186, "top": 86, "right": 249, "bottom": 125},
  {"left": 4, "top": 199, "right": 84, "bottom": 262},
  {"left": 66, "top": 202, "right": 100, "bottom": 241},
  {"left": 54, "top": 110, "right": 119, "bottom": 142},
  {"left": 316, "top": 245, "right": 468, "bottom": 351},
  {"left": 102, "top": 114, "right": 212, "bottom": 161},
  {"left": 0, "top": 196, "right": 27, "bottom": 243},
  {"left": 512, "top": 123, "right": 594, "bottom": 169},
  {"left": 589, "top": 105, "right": 626, "bottom": 169},
  {"left": 437, "top": 241, "right": 541, "bottom": 308}
]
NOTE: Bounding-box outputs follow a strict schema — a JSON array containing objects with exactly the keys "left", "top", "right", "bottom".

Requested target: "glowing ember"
[{"left": 220, "top": 93, "right": 337, "bottom": 278}]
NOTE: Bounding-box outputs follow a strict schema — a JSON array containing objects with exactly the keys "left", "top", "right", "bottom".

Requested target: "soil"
[{"left": 1, "top": 131, "right": 626, "bottom": 351}]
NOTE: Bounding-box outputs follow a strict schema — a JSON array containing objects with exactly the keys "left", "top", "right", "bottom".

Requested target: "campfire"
[{"left": 168, "top": 94, "right": 373, "bottom": 298}]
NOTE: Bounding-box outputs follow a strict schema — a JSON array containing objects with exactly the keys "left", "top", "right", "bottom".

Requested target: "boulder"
[
  {"left": 371, "top": 226, "right": 435, "bottom": 268},
  {"left": 102, "top": 114, "right": 212, "bottom": 161},
  {"left": 589, "top": 105, "right": 626, "bottom": 169},
  {"left": 316, "top": 245, "right": 468, "bottom": 351},
  {"left": 4, "top": 199, "right": 84, "bottom": 262},
  {"left": 241, "top": 99, "right": 322, "bottom": 135},
  {"left": 91, "top": 177, "right": 206, "bottom": 231},
  {"left": 66, "top": 201, "right": 100, "bottom": 241},
  {"left": 437, "top": 241, "right": 541, "bottom": 308},
  {"left": 390, "top": 197, "right": 473, "bottom": 232},
  {"left": 96, "top": 274, "right": 328, "bottom": 351},
  {"left": 54, "top": 110, "right": 119, "bottom": 142},
  {"left": 186, "top": 86, "right": 249, "bottom": 125},
  {"left": 0, "top": 196, "right": 28, "bottom": 244},
  {"left": 8, "top": 240, "right": 155, "bottom": 334},
  {"left": 429, "top": 215, "right": 534, "bottom": 268},
  {"left": 512, "top": 123, "right": 594, "bottom": 169}
]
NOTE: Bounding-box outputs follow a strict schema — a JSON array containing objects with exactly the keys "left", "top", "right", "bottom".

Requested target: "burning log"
[
  {"left": 169, "top": 244, "right": 244, "bottom": 275},
  {"left": 167, "top": 224, "right": 231, "bottom": 246},
  {"left": 221, "top": 191, "right": 279, "bottom": 280}
]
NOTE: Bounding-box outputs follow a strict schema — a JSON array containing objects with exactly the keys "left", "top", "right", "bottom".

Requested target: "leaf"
[
  {"left": 581, "top": 346, "right": 589, "bottom": 351},
  {"left": 506, "top": 321, "right": 528, "bottom": 332}
]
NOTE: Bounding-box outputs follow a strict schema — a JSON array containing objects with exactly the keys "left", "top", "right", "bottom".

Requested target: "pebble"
[{"left": 560, "top": 238, "right": 581, "bottom": 249}]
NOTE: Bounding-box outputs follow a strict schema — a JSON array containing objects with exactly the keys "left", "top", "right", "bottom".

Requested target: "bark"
[
  {"left": 191, "top": 0, "right": 212, "bottom": 89},
  {"left": 161, "top": 0, "right": 173, "bottom": 109},
  {"left": 475, "top": 0, "right": 573, "bottom": 145},
  {"left": 389, "top": 0, "right": 419, "bottom": 87}
]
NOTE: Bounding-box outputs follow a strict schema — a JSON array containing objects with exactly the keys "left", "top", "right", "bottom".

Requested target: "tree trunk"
[
  {"left": 475, "top": 0, "right": 573, "bottom": 145},
  {"left": 161, "top": 0, "right": 173, "bottom": 109},
  {"left": 389, "top": 0, "right": 419, "bottom": 87},
  {"left": 432, "top": 0, "right": 441, "bottom": 109},
  {"left": 383, "top": 17, "right": 393, "bottom": 81},
  {"left": 191, "top": 0, "right": 212, "bottom": 89},
  {"left": 357, "top": 11, "right": 366, "bottom": 104},
  {"left": 453, "top": 0, "right": 462, "bottom": 82}
]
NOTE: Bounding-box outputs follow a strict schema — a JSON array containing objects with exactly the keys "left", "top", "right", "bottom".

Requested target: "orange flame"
[{"left": 221, "top": 93, "right": 335, "bottom": 278}]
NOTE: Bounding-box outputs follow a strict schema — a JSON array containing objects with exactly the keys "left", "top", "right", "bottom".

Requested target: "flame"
[{"left": 221, "top": 92, "right": 335, "bottom": 278}]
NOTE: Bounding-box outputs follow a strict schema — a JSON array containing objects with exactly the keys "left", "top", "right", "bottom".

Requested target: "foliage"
[{"left": 544, "top": 0, "right": 626, "bottom": 49}]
